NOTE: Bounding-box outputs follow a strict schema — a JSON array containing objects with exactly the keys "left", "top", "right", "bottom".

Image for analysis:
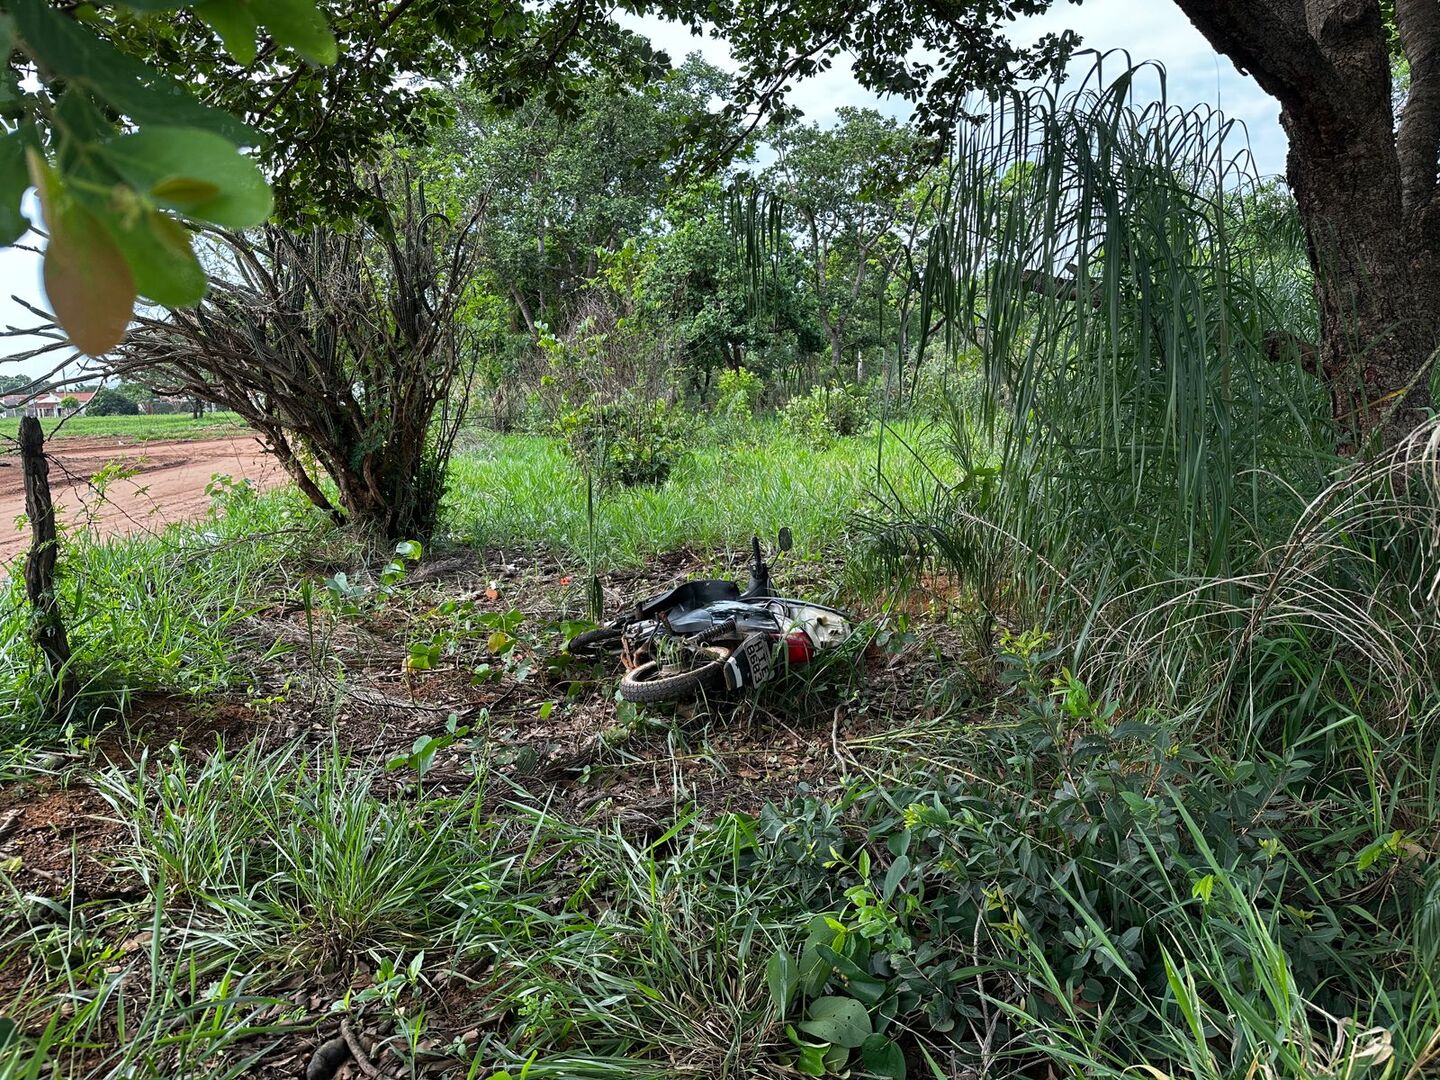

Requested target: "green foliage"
[
  {"left": 446, "top": 424, "right": 948, "bottom": 564},
  {"left": 781, "top": 385, "right": 870, "bottom": 445},
  {"left": 757, "top": 643, "right": 1433, "bottom": 1076},
  {"left": 715, "top": 367, "right": 765, "bottom": 418},
  {"left": 555, "top": 392, "right": 687, "bottom": 488},
  {"left": 83, "top": 387, "right": 138, "bottom": 416},
  {"left": 1, "top": 0, "right": 321, "bottom": 353},
  {"left": 0, "top": 409, "right": 242, "bottom": 441},
  {"left": 0, "top": 485, "right": 327, "bottom": 733}
]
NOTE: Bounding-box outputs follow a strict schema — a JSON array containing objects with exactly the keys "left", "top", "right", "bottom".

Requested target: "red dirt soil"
[{"left": 0, "top": 433, "right": 282, "bottom": 562}]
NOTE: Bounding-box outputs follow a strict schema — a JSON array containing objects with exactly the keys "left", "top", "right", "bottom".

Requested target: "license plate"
[{"left": 725, "top": 633, "right": 774, "bottom": 691}]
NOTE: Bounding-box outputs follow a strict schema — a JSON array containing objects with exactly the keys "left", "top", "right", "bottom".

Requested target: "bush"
[
  {"left": 750, "top": 636, "right": 1430, "bottom": 1077},
  {"left": 781, "top": 384, "right": 869, "bottom": 445},
  {"left": 86, "top": 388, "right": 139, "bottom": 416},
  {"left": 715, "top": 367, "right": 765, "bottom": 418},
  {"left": 556, "top": 391, "right": 687, "bottom": 487}
]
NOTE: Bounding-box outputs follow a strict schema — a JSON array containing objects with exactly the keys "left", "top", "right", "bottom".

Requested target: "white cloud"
[{"left": 1018, "top": 0, "right": 1288, "bottom": 175}]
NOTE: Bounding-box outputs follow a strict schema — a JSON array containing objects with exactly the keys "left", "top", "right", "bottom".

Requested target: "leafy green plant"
[
  {"left": 386, "top": 713, "right": 471, "bottom": 789},
  {"left": 1, "top": 0, "right": 331, "bottom": 353},
  {"left": 82, "top": 387, "right": 138, "bottom": 417},
  {"left": 781, "top": 385, "right": 870, "bottom": 446},
  {"left": 555, "top": 391, "right": 687, "bottom": 488},
  {"left": 715, "top": 367, "right": 765, "bottom": 418},
  {"left": 322, "top": 539, "right": 424, "bottom": 617}
]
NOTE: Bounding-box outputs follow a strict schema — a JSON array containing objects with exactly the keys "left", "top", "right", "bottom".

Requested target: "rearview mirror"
[{"left": 777, "top": 527, "right": 793, "bottom": 553}]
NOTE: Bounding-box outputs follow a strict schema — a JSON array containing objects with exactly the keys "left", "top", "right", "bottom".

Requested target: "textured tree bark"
[
  {"left": 20, "top": 417, "right": 75, "bottom": 717},
  {"left": 1174, "top": 0, "right": 1440, "bottom": 451}
]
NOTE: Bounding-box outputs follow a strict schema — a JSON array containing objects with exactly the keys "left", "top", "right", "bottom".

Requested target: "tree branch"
[
  {"left": 1170, "top": 0, "right": 1344, "bottom": 131},
  {"left": 1396, "top": 0, "right": 1440, "bottom": 215}
]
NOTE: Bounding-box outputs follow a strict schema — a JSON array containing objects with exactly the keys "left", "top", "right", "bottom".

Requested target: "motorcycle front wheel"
[{"left": 618, "top": 645, "right": 732, "bottom": 703}]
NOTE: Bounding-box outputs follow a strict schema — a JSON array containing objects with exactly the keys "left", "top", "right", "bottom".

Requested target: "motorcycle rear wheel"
[
  {"left": 566, "top": 626, "right": 623, "bottom": 657},
  {"left": 618, "top": 645, "right": 732, "bottom": 703}
]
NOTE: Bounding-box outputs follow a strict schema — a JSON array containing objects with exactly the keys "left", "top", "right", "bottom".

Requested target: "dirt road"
[{"left": 0, "top": 433, "right": 283, "bottom": 563}]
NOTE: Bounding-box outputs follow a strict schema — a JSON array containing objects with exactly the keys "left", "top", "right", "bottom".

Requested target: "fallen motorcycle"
[{"left": 567, "top": 531, "right": 852, "bottom": 703}]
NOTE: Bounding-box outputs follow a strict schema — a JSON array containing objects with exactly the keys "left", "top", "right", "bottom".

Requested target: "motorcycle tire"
[
  {"left": 567, "top": 626, "right": 623, "bottom": 657},
  {"left": 618, "top": 645, "right": 732, "bottom": 703}
]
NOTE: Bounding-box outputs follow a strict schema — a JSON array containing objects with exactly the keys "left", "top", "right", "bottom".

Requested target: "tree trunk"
[
  {"left": 1174, "top": 0, "right": 1440, "bottom": 451},
  {"left": 20, "top": 417, "right": 75, "bottom": 717},
  {"left": 826, "top": 323, "right": 844, "bottom": 371},
  {"left": 1287, "top": 114, "right": 1439, "bottom": 450}
]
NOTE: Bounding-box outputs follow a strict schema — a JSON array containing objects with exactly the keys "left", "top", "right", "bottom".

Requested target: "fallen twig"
[{"left": 340, "top": 1019, "right": 386, "bottom": 1080}]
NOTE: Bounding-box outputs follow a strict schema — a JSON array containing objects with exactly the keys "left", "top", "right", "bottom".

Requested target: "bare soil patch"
[
  {"left": 0, "top": 775, "right": 133, "bottom": 902},
  {"left": 0, "top": 433, "right": 282, "bottom": 561}
]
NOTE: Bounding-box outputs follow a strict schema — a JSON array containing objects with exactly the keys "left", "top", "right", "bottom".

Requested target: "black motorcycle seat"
[{"left": 635, "top": 579, "right": 742, "bottom": 619}]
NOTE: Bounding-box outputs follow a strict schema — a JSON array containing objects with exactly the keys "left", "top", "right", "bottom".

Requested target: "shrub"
[
  {"left": 114, "top": 178, "right": 482, "bottom": 541},
  {"left": 715, "top": 367, "right": 765, "bottom": 418},
  {"left": 781, "top": 384, "right": 869, "bottom": 445},
  {"left": 556, "top": 391, "right": 686, "bottom": 487},
  {"left": 752, "top": 637, "right": 1430, "bottom": 1077},
  {"left": 86, "top": 388, "right": 139, "bottom": 416}
]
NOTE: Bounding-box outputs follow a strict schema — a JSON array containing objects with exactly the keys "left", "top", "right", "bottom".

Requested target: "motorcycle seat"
[{"left": 634, "top": 579, "right": 742, "bottom": 619}]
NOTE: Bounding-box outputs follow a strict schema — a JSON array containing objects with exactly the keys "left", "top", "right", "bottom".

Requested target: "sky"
[{"left": 1, "top": 0, "right": 1288, "bottom": 382}]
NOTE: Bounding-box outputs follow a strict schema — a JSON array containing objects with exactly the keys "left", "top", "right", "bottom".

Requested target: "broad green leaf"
[
  {"left": 10, "top": 0, "right": 258, "bottom": 145},
  {"left": 881, "top": 854, "right": 909, "bottom": 900},
  {"left": 798, "top": 913, "right": 839, "bottom": 996},
  {"left": 0, "top": 1015, "right": 15, "bottom": 1049},
  {"left": 30, "top": 149, "right": 135, "bottom": 355},
  {"left": 785, "top": 1026, "right": 830, "bottom": 1078},
  {"left": 766, "top": 950, "right": 799, "bottom": 1015},
  {"left": 798, "top": 996, "right": 872, "bottom": 1049},
  {"left": 822, "top": 1043, "right": 851, "bottom": 1072},
  {"left": 793, "top": 1044, "right": 827, "bottom": 1077},
  {"left": 861, "top": 1034, "right": 906, "bottom": 1080},
  {"left": 151, "top": 177, "right": 222, "bottom": 204},
  {"left": 194, "top": 0, "right": 261, "bottom": 64},
  {"left": 252, "top": 0, "right": 337, "bottom": 64},
  {"left": 97, "top": 127, "right": 272, "bottom": 228},
  {"left": 0, "top": 130, "right": 31, "bottom": 245},
  {"left": 80, "top": 194, "right": 207, "bottom": 308}
]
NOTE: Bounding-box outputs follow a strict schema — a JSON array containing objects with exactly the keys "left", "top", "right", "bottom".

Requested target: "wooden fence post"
[{"left": 19, "top": 416, "right": 74, "bottom": 717}]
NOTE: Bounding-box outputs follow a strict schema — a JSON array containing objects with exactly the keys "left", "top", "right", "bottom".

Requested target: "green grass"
[
  {"left": 443, "top": 424, "right": 952, "bottom": 565},
  {"left": 0, "top": 481, "right": 338, "bottom": 735},
  {"left": 0, "top": 411, "right": 247, "bottom": 443}
]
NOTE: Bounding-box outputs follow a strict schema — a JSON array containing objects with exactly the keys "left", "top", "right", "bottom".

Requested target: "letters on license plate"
[
  {"left": 743, "top": 634, "right": 774, "bottom": 688},
  {"left": 726, "top": 632, "right": 775, "bottom": 691}
]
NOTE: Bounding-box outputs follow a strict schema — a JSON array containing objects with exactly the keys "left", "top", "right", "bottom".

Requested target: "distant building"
[
  {"left": 137, "top": 395, "right": 199, "bottom": 415},
  {"left": 0, "top": 390, "right": 98, "bottom": 419}
]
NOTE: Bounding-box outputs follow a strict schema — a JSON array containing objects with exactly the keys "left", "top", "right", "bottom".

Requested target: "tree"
[
  {"left": 765, "top": 108, "right": 917, "bottom": 374},
  {"left": 57, "top": 394, "right": 78, "bottom": 410},
  {"left": 6, "top": 0, "right": 1079, "bottom": 362},
  {"left": 86, "top": 388, "right": 138, "bottom": 416},
  {"left": 622, "top": 181, "right": 823, "bottom": 389},
  {"left": 432, "top": 57, "right": 733, "bottom": 339},
  {"left": 1157, "top": 0, "right": 1438, "bottom": 450}
]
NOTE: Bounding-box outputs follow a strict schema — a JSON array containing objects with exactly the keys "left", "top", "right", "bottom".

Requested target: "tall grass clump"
[
  {"left": 444, "top": 425, "right": 950, "bottom": 565},
  {"left": 849, "top": 57, "right": 1440, "bottom": 734}
]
